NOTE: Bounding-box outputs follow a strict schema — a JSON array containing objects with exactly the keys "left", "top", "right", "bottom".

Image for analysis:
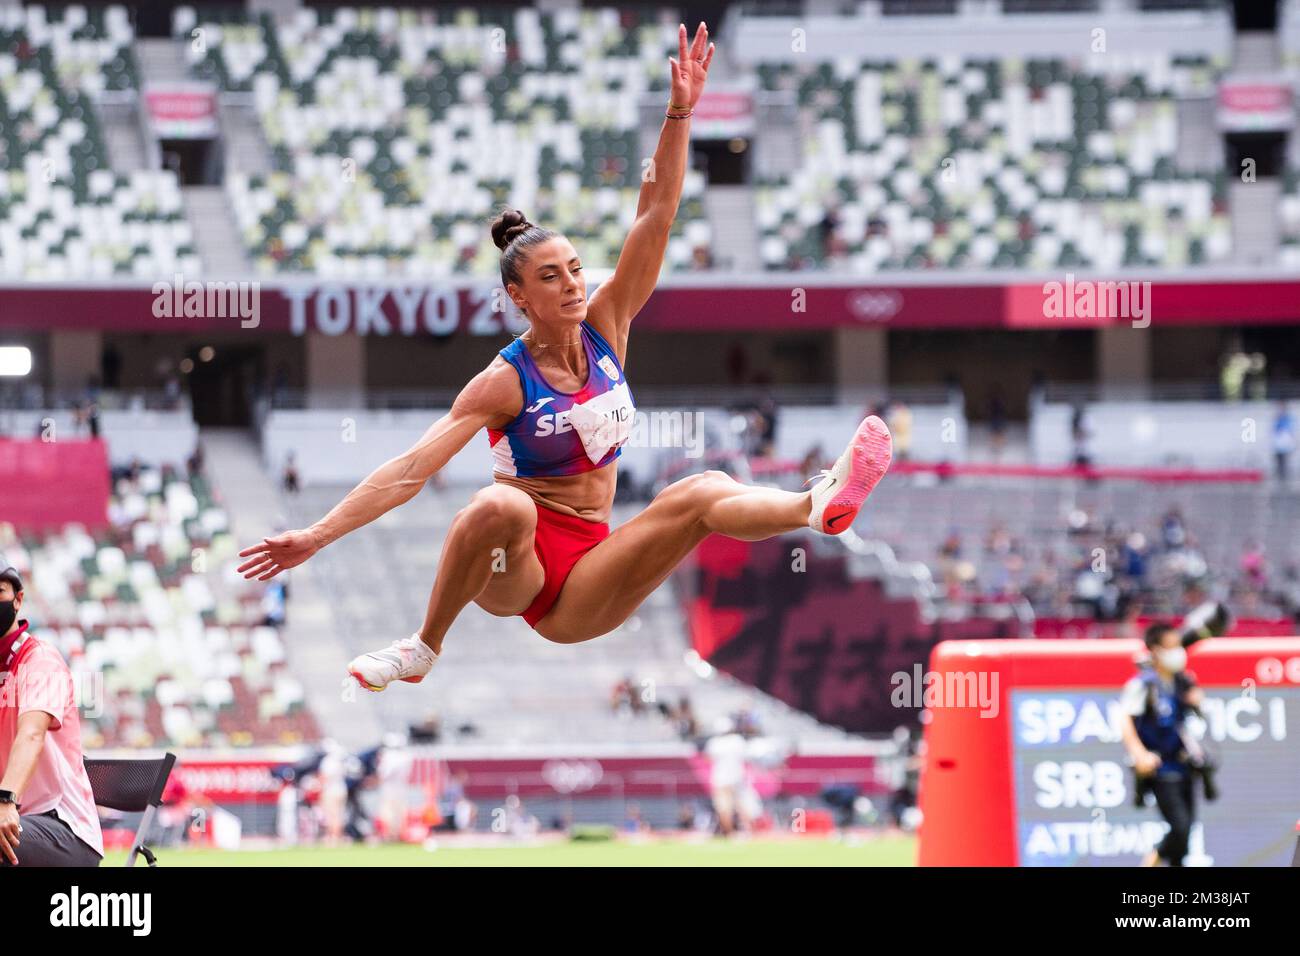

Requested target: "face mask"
[
  {"left": 0, "top": 599, "right": 15, "bottom": 635},
  {"left": 1157, "top": 646, "right": 1187, "bottom": 673}
]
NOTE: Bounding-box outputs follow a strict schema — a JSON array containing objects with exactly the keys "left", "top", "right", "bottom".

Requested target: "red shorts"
[{"left": 521, "top": 503, "right": 610, "bottom": 628}]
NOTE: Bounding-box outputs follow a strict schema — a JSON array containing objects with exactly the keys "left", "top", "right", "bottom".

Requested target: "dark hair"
[
  {"left": 0, "top": 565, "right": 23, "bottom": 595},
  {"left": 490, "top": 208, "right": 556, "bottom": 289},
  {"left": 1144, "top": 621, "right": 1176, "bottom": 648}
]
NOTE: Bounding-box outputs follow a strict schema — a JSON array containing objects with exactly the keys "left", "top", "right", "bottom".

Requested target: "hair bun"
[{"left": 490, "top": 208, "right": 533, "bottom": 251}]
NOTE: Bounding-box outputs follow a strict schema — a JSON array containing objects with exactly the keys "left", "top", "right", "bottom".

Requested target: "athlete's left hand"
[
  {"left": 237, "top": 528, "right": 322, "bottom": 580},
  {"left": 669, "top": 21, "right": 714, "bottom": 111}
]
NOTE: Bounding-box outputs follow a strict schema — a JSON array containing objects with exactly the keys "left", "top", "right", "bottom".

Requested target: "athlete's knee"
[
  {"left": 679, "top": 469, "right": 739, "bottom": 518},
  {"left": 699, "top": 468, "right": 737, "bottom": 487},
  {"left": 664, "top": 469, "right": 735, "bottom": 502},
  {"left": 653, "top": 470, "right": 737, "bottom": 527},
  {"left": 459, "top": 485, "right": 533, "bottom": 537}
]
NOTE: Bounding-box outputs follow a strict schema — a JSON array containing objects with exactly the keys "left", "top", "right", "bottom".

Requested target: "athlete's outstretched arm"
[
  {"left": 586, "top": 22, "right": 713, "bottom": 358},
  {"left": 237, "top": 363, "right": 519, "bottom": 580}
]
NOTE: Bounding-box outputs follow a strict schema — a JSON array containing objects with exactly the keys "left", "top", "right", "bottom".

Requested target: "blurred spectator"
[
  {"left": 408, "top": 712, "right": 441, "bottom": 743},
  {"left": 261, "top": 578, "right": 288, "bottom": 627},
  {"left": 706, "top": 718, "right": 751, "bottom": 836},
  {"left": 1274, "top": 403, "right": 1296, "bottom": 481},
  {"left": 610, "top": 675, "right": 645, "bottom": 716},
  {"left": 673, "top": 695, "right": 698, "bottom": 740},
  {"left": 1161, "top": 509, "right": 1187, "bottom": 551},
  {"left": 316, "top": 740, "right": 348, "bottom": 846},
  {"left": 734, "top": 705, "right": 762, "bottom": 738},
  {"left": 886, "top": 725, "right": 923, "bottom": 831},
  {"left": 282, "top": 451, "right": 300, "bottom": 495},
  {"left": 376, "top": 733, "right": 412, "bottom": 843},
  {"left": 1070, "top": 404, "right": 1093, "bottom": 468},
  {"left": 163, "top": 374, "right": 182, "bottom": 410},
  {"left": 1239, "top": 542, "right": 1267, "bottom": 590},
  {"left": 622, "top": 803, "right": 651, "bottom": 834},
  {"left": 1120, "top": 533, "right": 1149, "bottom": 582},
  {"left": 73, "top": 398, "right": 100, "bottom": 439},
  {"left": 441, "top": 769, "right": 477, "bottom": 833},
  {"left": 502, "top": 794, "right": 539, "bottom": 839},
  {"left": 886, "top": 399, "right": 913, "bottom": 462},
  {"left": 818, "top": 205, "right": 844, "bottom": 260},
  {"left": 1220, "top": 347, "right": 1249, "bottom": 401},
  {"left": 275, "top": 772, "right": 301, "bottom": 846}
]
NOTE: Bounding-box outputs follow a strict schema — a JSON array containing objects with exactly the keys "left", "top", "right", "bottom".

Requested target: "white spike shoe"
[{"left": 348, "top": 633, "right": 438, "bottom": 692}]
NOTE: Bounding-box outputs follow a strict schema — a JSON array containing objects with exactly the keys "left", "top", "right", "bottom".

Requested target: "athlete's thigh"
[
  {"left": 463, "top": 484, "right": 546, "bottom": 617},
  {"left": 534, "top": 476, "right": 719, "bottom": 642}
]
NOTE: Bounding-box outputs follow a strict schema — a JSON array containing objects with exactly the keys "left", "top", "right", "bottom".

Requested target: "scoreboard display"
[{"left": 918, "top": 638, "right": 1300, "bottom": 866}]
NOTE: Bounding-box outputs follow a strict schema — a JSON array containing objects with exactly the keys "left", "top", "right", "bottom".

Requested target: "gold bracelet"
[{"left": 668, "top": 101, "right": 691, "bottom": 111}]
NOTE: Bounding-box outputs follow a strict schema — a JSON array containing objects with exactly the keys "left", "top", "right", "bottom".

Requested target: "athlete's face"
[{"left": 509, "top": 237, "right": 587, "bottom": 329}]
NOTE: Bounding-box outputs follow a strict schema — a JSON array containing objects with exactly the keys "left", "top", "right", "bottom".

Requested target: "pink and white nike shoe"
[
  {"left": 806, "top": 415, "right": 893, "bottom": 535},
  {"left": 348, "top": 633, "right": 438, "bottom": 692}
]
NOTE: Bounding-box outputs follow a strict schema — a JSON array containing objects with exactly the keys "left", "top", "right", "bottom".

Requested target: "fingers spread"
[
  {"left": 237, "top": 555, "right": 271, "bottom": 574},
  {"left": 241, "top": 558, "right": 275, "bottom": 579},
  {"left": 678, "top": 23, "right": 688, "bottom": 64}
]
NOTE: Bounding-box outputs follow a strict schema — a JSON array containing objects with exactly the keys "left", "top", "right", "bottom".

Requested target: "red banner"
[
  {"left": 1217, "top": 81, "right": 1293, "bottom": 131},
  {"left": 159, "top": 752, "right": 880, "bottom": 803},
  {"left": 171, "top": 759, "right": 288, "bottom": 804},
  {"left": 144, "top": 85, "right": 219, "bottom": 138},
  {"left": 2, "top": 277, "right": 1300, "bottom": 334},
  {"left": 0, "top": 439, "right": 109, "bottom": 531}
]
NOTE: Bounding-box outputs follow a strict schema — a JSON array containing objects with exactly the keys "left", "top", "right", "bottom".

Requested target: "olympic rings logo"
[
  {"left": 541, "top": 759, "right": 604, "bottom": 794},
  {"left": 847, "top": 290, "right": 904, "bottom": 322}
]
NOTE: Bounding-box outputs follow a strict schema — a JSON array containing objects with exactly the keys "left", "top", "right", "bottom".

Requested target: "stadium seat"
[
  {"left": 173, "top": 5, "right": 713, "bottom": 276},
  {"left": 754, "top": 53, "right": 1230, "bottom": 271}
]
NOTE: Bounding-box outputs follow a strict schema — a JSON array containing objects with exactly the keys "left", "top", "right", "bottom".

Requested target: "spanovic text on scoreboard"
[{"left": 1010, "top": 688, "right": 1295, "bottom": 867}]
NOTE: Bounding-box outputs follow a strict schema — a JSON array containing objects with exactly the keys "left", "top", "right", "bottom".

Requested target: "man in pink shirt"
[{"left": 0, "top": 564, "right": 103, "bottom": 866}]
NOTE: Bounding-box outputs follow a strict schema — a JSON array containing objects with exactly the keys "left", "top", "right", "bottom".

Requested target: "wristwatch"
[{"left": 0, "top": 790, "right": 18, "bottom": 808}]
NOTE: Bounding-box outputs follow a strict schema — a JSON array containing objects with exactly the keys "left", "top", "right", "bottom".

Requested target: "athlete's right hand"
[
  {"left": 237, "top": 528, "right": 322, "bottom": 580},
  {"left": 1134, "top": 750, "right": 1162, "bottom": 776}
]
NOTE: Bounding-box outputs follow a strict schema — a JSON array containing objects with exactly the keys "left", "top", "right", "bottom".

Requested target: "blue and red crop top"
[{"left": 487, "top": 320, "right": 637, "bottom": 478}]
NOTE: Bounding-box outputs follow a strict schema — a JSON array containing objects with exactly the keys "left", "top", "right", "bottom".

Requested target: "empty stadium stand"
[
  {"left": 4, "top": 463, "right": 319, "bottom": 748},
  {"left": 0, "top": 5, "right": 199, "bottom": 278},
  {"left": 754, "top": 52, "right": 1231, "bottom": 271},
  {"left": 173, "top": 5, "right": 713, "bottom": 276}
]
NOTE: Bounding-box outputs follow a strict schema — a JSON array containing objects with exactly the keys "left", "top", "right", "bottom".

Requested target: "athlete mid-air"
[{"left": 237, "top": 22, "right": 893, "bottom": 691}]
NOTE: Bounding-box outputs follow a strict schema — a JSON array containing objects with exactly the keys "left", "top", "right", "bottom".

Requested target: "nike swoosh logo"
[
  {"left": 827, "top": 512, "right": 849, "bottom": 529},
  {"left": 526, "top": 397, "right": 554, "bottom": 413}
]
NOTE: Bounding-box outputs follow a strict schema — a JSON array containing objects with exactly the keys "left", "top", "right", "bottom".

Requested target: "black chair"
[{"left": 84, "top": 753, "right": 176, "bottom": 867}]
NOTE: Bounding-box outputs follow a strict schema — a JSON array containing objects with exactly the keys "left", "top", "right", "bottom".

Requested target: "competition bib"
[{"left": 567, "top": 381, "right": 635, "bottom": 465}]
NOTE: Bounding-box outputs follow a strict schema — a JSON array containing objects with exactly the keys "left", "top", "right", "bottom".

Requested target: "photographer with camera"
[{"left": 1120, "top": 620, "right": 1215, "bottom": 867}]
